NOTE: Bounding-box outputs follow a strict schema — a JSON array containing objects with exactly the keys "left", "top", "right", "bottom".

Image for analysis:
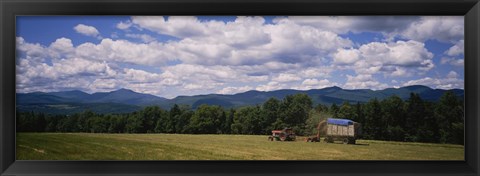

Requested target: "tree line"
[{"left": 17, "top": 91, "right": 464, "bottom": 144}]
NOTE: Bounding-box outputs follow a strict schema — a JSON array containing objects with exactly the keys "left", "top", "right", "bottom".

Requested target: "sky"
[{"left": 16, "top": 16, "right": 464, "bottom": 99}]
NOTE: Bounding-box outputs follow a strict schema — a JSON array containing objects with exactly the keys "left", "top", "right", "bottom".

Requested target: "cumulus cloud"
[
  {"left": 116, "top": 21, "right": 132, "bottom": 30},
  {"left": 275, "top": 16, "right": 418, "bottom": 35},
  {"left": 48, "top": 38, "right": 75, "bottom": 59},
  {"left": 16, "top": 37, "right": 50, "bottom": 64},
  {"left": 16, "top": 16, "right": 464, "bottom": 98},
  {"left": 344, "top": 74, "right": 388, "bottom": 90},
  {"left": 74, "top": 38, "right": 175, "bottom": 66},
  {"left": 333, "top": 48, "right": 360, "bottom": 65},
  {"left": 359, "top": 40, "right": 433, "bottom": 67},
  {"left": 441, "top": 39, "right": 464, "bottom": 67},
  {"left": 74, "top": 24, "right": 100, "bottom": 38},
  {"left": 403, "top": 71, "right": 463, "bottom": 89},
  {"left": 293, "top": 79, "right": 336, "bottom": 90},
  {"left": 400, "top": 16, "right": 463, "bottom": 43},
  {"left": 441, "top": 57, "right": 464, "bottom": 67},
  {"left": 217, "top": 86, "right": 253, "bottom": 95},
  {"left": 16, "top": 57, "right": 118, "bottom": 93},
  {"left": 445, "top": 40, "right": 464, "bottom": 56},
  {"left": 256, "top": 81, "right": 286, "bottom": 92},
  {"left": 272, "top": 73, "right": 301, "bottom": 83},
  {"left": 334, "top": 40, "right": 434, "bottom": 77},
  {"left": 125, "top": 16, "right": 352, "bottom": 66},
  {"left": 278, "top": 16, "right": 463, "bottom": 44}
]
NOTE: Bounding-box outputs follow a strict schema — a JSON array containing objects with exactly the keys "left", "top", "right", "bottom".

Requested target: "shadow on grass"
[{"left": 353, "top": 143, "right": 370, "bottom": 146}]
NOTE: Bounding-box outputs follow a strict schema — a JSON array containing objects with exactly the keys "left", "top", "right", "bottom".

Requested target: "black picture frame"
[{"left": 1, "top": 0, "right": 479, "bottom": 175}]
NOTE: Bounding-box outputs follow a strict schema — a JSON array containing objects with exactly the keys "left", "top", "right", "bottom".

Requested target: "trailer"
[{"left": 306, "top": 118, "right": 361, "bottom": 144}]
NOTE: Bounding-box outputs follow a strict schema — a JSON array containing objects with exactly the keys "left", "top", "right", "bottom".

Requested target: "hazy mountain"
[
  {"left": 18, "top": 88, "right": 167, "bottom": 105},
  {"left": 88, "top": 88, "right": 168, "bottom": 106},
  {"left": 16, "top": 85, "right": 464, "bottom": 114}
]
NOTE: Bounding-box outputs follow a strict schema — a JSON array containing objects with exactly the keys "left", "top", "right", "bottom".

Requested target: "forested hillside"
[{"left": 17, "top": 91, "right": 464, "bottom": 144}]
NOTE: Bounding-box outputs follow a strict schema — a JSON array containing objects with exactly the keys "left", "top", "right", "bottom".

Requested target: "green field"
[{"left": 17, "top": 133, "right": 464, "bottom": 160}]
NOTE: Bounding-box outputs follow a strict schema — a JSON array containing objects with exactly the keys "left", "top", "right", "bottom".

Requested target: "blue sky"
[{"left": 16, "top": 16, "right": 464, "bottom": 98}]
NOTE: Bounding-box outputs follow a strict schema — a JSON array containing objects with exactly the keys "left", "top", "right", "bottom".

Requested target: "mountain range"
[{"left": 16, "top": 85, "right": 464, "bottom": 114}]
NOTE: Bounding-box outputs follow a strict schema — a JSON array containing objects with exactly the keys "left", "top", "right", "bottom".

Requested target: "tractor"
[{"left": 268, "top": 128, "right": 296, "bottom": 141}]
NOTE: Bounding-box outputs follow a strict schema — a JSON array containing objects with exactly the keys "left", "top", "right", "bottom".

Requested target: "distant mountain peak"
[
  {"left": 17, "top": 85, "right": 464, "bottom": 114},
  {"left": 111, "top": 88, "right": 136, "bottom": 93},
  {"left": 61, "top": 90, "right": 88, "bottom": 94},
  {"left": 330, "top": 86, "right": 342, "bottom": 90},
  {"left": 404, "top": 85, "right": 430, "bottom": 88},
  {"left": 403, "top": 85, "right": 432, "bottom": 91},
  {"left": 117, "top": 88, "right": 133, "bottom": 91}
]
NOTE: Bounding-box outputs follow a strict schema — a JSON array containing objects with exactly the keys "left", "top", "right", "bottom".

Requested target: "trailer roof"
[{"left": 327, "top": 118, "right": 354, "bottom": 126}]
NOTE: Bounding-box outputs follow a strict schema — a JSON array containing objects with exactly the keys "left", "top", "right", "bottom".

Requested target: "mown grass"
[{"left": 16, "top": 133, "right": 464, "bottom": 160}]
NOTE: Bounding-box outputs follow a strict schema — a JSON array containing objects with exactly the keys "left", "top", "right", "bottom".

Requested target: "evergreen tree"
[
  {"left": 435, "top": 91, "right": 464, "bottom": 144},
  {"left": 381, "top": 96, "right": 405, "bottom": 141},
  {"left": 405, "top": 93, "right": 425, "bottom": 142},
  {"left": 363, "top": 98, "right": 382, "bottom": 139}
]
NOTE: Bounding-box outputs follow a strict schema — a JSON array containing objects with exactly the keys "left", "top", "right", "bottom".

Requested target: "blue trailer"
[
  {"left": 324, "top": 118, "right": 361, "bottom": 144},
  {"left": 306, "top": 118, "right": 362, "bottom": 144}
]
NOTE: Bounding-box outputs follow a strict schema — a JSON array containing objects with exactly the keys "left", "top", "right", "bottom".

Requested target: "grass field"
[{"left": 17, "top": 133, "right": 464, "bottom": 160}]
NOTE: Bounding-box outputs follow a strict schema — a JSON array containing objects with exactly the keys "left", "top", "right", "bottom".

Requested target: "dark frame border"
[{"left": 1, "top": 0, "right": 479, "bottom": 175}]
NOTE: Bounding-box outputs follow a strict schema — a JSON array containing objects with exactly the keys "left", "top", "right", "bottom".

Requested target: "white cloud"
[
  {"left": 445, "top": 39, "right": 464, "bottom": 56},
  {"left": 74, "top": 24, "right": 100, "bottom": 38},
  {"left": 16, "top": 56, "right": 119, "bottom": 93},
  {"left": 123, "top": 68, "right": 161, "bottom": 83},
  {"left": 16, "top": 37, "right": 49, "bottom": 63},
  {"left": 333, "top": 48, "right": 360, "bottom": 64},
  {"left": 298, "top": 67, "right": 333, "bottom": 79},
  {"left": 217, "top": 86, "right": 253, "bottom": 95},
  {"left": 403, "top": 71, "right": 463, "bottom": 89},
  {"left": 390, "top": 67, "right": 412, "bottom": 77},
  {"left": 279, "top": 16, "right": 463, "bottom": 44},
  {"left": 344, "top": 74, "right": 388, "bottom": 90},
  {"left": 16, "top": 16, "right": 464, "bottom": 98},
  {"left": 293, "top": 79, "right": 335, "bottom": 90},
  {"left": 446, "top": 71, "right": 458, "bottom": 78},
  {"left": 75, "top": 38, "right": 175, "bottom": 66},
  {"left": 275, "top": 16, "right": 418, "bottom": 35},
  {"left": 256, "top": 81, "right": 285, "bottom": 92},
  {"left": 126, "top": 16, "right": 352, "bottom": 66},
  {"left": 89, "top": 78, "right": 119, "bottom": 90},
  {"left": 130, "top": 16, "right": 215, "bottom": 38},
  {"left": 359, "top": 40, "right": 433, "bottom": 67},
  {"left": 440, "top": 57, "right": 464, "bottom": 67},
  {"left": 116, "top": 21, "right": 132, "bottom": 30},
  {"left": 400, "top": 16, "right": 463, "bottom": 43},
  {"left": 48, "top": 38, "right": 75, "bottom": 59},
  {"left": 334, "top": 40, "right": 434, "bottom": 77},
  {"left": 272, "top": 73, "right": 301, "bottom": 83}
]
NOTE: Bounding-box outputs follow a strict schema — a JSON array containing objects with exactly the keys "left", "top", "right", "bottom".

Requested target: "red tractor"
[{"left": 268, "top": 128, "right": 296, "bottom": 141}]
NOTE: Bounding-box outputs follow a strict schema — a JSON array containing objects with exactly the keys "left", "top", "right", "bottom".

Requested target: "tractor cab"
[{"left": 268, "top": 128, "right": 296, "bottom": 141}]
